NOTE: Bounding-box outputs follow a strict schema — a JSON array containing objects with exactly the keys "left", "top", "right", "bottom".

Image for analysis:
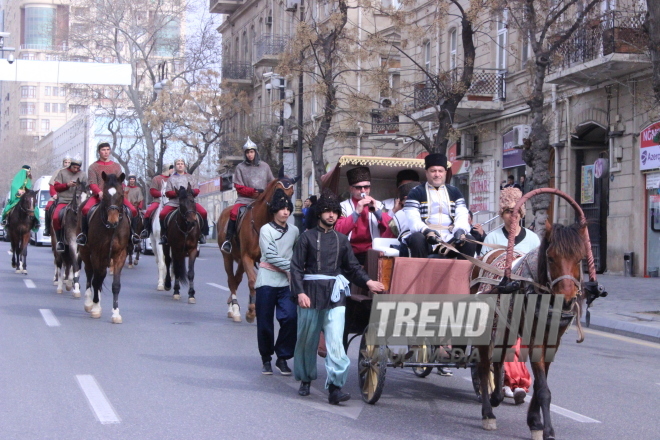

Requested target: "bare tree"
[{"left": 645, "top": 0, "right": 660, "bottom": 104}]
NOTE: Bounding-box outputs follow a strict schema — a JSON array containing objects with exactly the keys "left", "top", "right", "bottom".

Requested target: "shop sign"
[
  {"left": 640, "top": 122, "right": 660, "bottom": 171},
  {"left": 502, "top": 130, "right": 525, "bottom": 169},
  {"left": 594, "top": 158, "right": 608, "bottom": 178},
  {"left": 581, "top": 165, "right": 595, "bottom": 204},
  {"left": 469, "top": 165, "right": 491, "bottom": 212},
  {"left": 646, "top": 172, "right": 660, "bottom": 190}
]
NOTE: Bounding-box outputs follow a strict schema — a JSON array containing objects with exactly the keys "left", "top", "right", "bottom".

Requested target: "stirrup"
[
  {"left": 139, "top": 229, "right": 149, "bottom": 239},
  {"left": 76, "top": 233, "right": 87, "bottom": 246},
  {"left": 131, "top": 234, "right": 141, "bottom": 245},
  {"left": 55, "top": 242, "right": 65, "bottom": 253},
  {"left": 221, "top": 240, "right": 232, "bottom": 254},
  {"left": 159, "top": 236, "right": 168, "bottom": 245}
]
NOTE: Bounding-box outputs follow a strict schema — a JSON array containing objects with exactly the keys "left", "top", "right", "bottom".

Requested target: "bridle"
[
  {"left": 19, "top": 193, "right": 36, "bottom": 216},
  {"left": 101, "top": 188, "right": 125, "bottom": 229},
  {"left": 545, "top": 249, "right": 583, "bottom": 312}
]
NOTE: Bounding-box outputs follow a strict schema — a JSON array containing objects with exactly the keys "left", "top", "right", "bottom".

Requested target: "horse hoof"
[
  {"left": 531, "top": 430, "right": 543, "bottom": 440},
  {"left": 57, "top": 288, "right": 63, "bottom": 294},
  {"left": 173, "top": 294, "right": 180, "bottom": 301},
  {"left": 482, "top": 419, "right": 497, "bottom": 431},
  {"left": 111, "top": 309, "right": 122, "bottom": 324},
  {"left": 15, "top": 269, "right": 20, "bottom": 274},
  {"left": 23, "top": 270, "right": 27, "bottom": 275},
  {"left": 188, "top": 297, "right": 196, "bottom": 304},
  {"left": 245, "top": 314, "right": 255, "bottom": 324},
  {"left": 128, "top": 264, "right": 133, "bottom": 269},
  {"left": 91, "top": 310, "right": 101, "bottom": 319},
  {"left": 232, "top": 314, "right": 242, "bottom": 323},
  {"left": 157, "top": 285, "right": 165, "bottom": 291},
  {"left": 66, "top": 285, "right": 72, "bottom": 292},
  {"left": 53, "top": 280, "right": 58, "bottom": 286},
  {"left": 73, "top": 291, "right": 81, "bottom": 299}
]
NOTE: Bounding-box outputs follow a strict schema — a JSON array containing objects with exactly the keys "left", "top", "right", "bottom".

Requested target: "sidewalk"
[{"left": 581, "top": 274, "right": 660, "bottom": 342}]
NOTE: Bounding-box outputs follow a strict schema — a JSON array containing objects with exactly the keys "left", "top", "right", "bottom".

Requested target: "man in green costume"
[{"left": 2, "top": 165, "right": 40, "bottom": 230}]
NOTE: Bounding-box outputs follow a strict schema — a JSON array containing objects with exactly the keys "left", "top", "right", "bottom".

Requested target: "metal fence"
[
  {"left": 413, "top": 68, "right": 506, "bottom": 111},
  {"left": 371, "top": 110, "right": 400, "bottom": 133},
  {"left": 255, "top": 35, "right": 289, "bottom": 59},
  {"left": 221, "top": 62, "right": 253, "bottom": 80}
]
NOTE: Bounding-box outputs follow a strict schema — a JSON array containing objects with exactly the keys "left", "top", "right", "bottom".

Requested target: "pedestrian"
[
  {"left": 255, "top": 188, "right": 299, "bottom": 376},
  {"left": 291, "top": 190, "right": 384, "bottom": 404}
]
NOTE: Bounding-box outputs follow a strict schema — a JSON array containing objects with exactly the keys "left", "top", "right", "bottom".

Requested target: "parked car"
[{"left": 30, "top": 176, "right": 52, "bottom": 246}]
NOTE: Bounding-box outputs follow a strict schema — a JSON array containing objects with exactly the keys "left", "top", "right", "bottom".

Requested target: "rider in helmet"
[
  {"left": 44, "top": 156, "right": 72, "bottom": 237},
  {"left": 221, "top": 137, "right": 274, "bottom": 254},
  {"left": 143, "top": 163, "right": 173, "bottom": 238},
  {"left": 52, "top": 157, "right": 86, "bottom": 252},
  {"left": 2, "top": 165, "right": 40, "bottom": 231},
  {"left": 158, "top": 158, "right": 209, "bottom": 245},
  {"left": 76, "top": 142, "right": 140, "bottom": 246}
]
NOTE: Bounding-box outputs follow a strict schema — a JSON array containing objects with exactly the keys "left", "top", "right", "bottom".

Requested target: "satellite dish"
[{"left": 283, "top": 103, "right": 292, "bottom": 119}]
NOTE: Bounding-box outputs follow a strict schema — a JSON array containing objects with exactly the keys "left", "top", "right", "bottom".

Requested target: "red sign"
[{"left": 641, "top": 122, "right": 660, "bottom": 148}]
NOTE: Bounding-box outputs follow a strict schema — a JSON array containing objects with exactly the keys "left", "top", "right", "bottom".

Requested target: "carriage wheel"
[
  {"left": 409, "top": 344, "right": 434, "bottom": 378},
  {"left": 358, "top": 331, "right": 386, "bottom": 404}
]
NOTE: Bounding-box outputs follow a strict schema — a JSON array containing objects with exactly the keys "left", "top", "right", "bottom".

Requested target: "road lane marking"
[
  {"left": 580, "top": 327, "right": 660, "bottom": 349},
  {"left": 460, "top": 377, "right": 600, "bottom": 423},
  {"left": 76, "top": 375, "right": 120, "bottom": 424},
  {"left": 39, "top": 309, "right": 60, "bottom": 327},
  {"left": 207, "top": 283, "right": 230, "bottom": 291},
  {"left": 24, "top": 279, "right": 36, "bottom": 288}
]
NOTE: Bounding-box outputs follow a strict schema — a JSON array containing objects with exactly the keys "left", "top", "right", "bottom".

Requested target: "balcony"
[
  {"left": 410, "top": 68, "right": 505, "bottom": 122},
  {"left": 546, "top": 11, "right": 648, "bottom": 86},
  {"left": 221, "top": 61, "right": 253, "bottom": 88},
  {"left": 371, "top": 110, "right": 399, "bottom": 134},
  {"left": 210, "top": 0, "right": 245, "bottom": 14},
  {"left": 20, "top": 43, "right": 68, "bottom": 51},
  {"left": 254, "top": 35, "right": 288, "bottom": 67}
]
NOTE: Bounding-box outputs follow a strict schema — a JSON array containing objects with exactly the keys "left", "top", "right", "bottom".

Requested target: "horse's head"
[
  {"left": 539, "top": 220, "right": 588, "bottom": 311},
  {"left": 178, "top": 183, "right": 197, "bottom": 227},
  {"left": 72, "top": 179, "right": 88, "bottom": 209},
  {"left": 270, "top": 167, "right": 301, "bottom": 199},
  {"left": 20, "top": 190, "right": 37, "bottom": 219},
  {"left": 101, "top": 172, "right": 125, "bottom": 227}
]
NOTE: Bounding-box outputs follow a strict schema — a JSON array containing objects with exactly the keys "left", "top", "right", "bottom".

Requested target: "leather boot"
[
  {"left": 55, "top": 229, "right": 65, "bottom": 253},
  {"left": 44, "top": 207, "right": 52, "bottom": 236},
  {"left": 158, "top": 218, "right": 167, "bottom": 245},
  {"left": 298, "top": 382, "right": 310, "bottom": 396},
  {"left": 76, "top": 214, "right": 89, "bottom": 245},
  {"left": 130, "top": 215, "right": 141, "bottom": 245},
  {"left": 221, "top": 219, "right": 236, "bottom": 254},
  {"left": 328, "top": 384, "right": 350, "bottom": 405},
  {"left": 198, "top": 217, "right": 209, "bottom": 244}
]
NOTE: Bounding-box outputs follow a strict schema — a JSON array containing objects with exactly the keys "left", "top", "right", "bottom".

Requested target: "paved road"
[{"left": 1, "top": 242, "right": 658, "bottom": 439}]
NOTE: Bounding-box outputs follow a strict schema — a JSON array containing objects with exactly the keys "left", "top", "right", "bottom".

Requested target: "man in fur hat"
[
  {"left": 382, "top": 168, "right": 421, "bottom": 212},
  {"left": 404, "top": 153, "right": 476, "bottom": 258},
  {"left": 222, "top": 137, "right": 274, "bottom": 254},
  {"left": 51, "top": 157, "right": 87, "bottom": 252},
  {"left": 255, "top": 188, "right": 299, "bottom": 376},
  {"left": 291, "top": 190, "right": 384, "bottom": 404},
  {"left": 335, "top": 166, "right": 393, "bottom": 264},
  {"left": 143, "top": 164, "right": 173, "bottom": 238}
]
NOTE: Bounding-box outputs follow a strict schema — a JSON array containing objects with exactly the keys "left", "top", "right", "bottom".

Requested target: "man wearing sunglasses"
[{"left": 336, "top": 166, "right": 393, "bottom": 265}]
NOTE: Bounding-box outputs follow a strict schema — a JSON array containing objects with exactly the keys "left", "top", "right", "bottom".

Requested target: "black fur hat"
[
  {"left": 346, "top": 166, "right": 371, "bottom": 185},
  {"left": 269, "top": 188, "right": 293, "bottom": 214},
  {"left": 396, "top": 169, "right": 420, "bottom": 186},
  {"left": 315, "top": 189, "right": 342, "bottom": 217}
]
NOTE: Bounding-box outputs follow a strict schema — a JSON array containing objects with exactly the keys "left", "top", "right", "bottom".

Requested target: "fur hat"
[
  {"left": 269, "top": 188, "right": 294, "bottom": 214},
  {"left": 499, "top": 187, "right": 525, "bottom": 217},
  {"left": 346, "top": 166, "right": 371, "bottom": 185},
  {"left": 315, "top": 189, "right": 342, "bottom": 217},
  {"left": 396, "top": 169, "right": 420, "bottom": 186},
  {"left": 398, "top": 181, "right": 419, "bottom": 200},
  {"left": 424, "top": 153, "right": 451, "bottom": 170}
]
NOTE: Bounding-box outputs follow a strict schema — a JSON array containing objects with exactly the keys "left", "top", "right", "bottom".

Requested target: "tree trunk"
[{"left": 646, "top": 1, "right": 660, "bottom": 104}]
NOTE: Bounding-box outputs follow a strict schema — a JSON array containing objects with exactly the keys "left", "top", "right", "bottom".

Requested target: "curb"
[{"left": 581, "top": 315, "right": 660, "bottom": 343}]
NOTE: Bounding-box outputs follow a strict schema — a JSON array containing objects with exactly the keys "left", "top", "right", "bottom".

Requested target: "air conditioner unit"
[
  {"left": 512, "top": 124, "right": 530, "bottom": 149},
  {"left": 266, "top": 16, "right": 273, "bottom": 26},
  {"left": 286, "top": 0, "right": 300, "bottom": 11},
  {"left": 457, "top": 132, "right": 475, "bottom": 159}
]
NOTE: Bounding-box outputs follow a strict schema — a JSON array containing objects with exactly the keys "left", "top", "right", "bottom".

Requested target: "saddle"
[
  {"left": 235, "top": 204, "right": 249, "bottom": 234},
  {"left": 164, "top": 208, "right": 201, "bottom": 230}
]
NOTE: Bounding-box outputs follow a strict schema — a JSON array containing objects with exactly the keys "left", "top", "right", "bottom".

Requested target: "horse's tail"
[{"left": 172, "top": 255, "right": 188, "bottom": 285}]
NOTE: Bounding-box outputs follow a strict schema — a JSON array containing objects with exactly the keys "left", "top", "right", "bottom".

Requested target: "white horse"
[{"left": 151, "top": 180, "right": 168, "bottom": 290}]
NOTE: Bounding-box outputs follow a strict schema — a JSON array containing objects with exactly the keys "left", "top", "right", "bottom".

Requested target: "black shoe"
[
  {"left": 221, "top": 240, "right": 232, "bottom": 254},
  {"left": 275, "top": 358, "right": 292, "bottom": 376},
  {"left": 55, "top": 242, "right": 65, "bottom": 253},
  {"left": 328, "top": 384, "right": 350, "bottom": 405},
  {"left": 262, "top": 361, "right": 273, "bottom": 375},
  {"left": 159, "top": 235, "right": 167, "bottom": 245},
  {"left": 198, "top": 235, "right": 206, "bottom": 245},
  {"left": 76, "top": 233, "right": 87, "bottom": 246},
  {"left": 298, "top": 382, "right": 310, "bottom": 396}
]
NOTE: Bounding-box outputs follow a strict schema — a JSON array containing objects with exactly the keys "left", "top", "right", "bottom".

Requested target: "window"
[
  {"left": 496, "top": 10, "right": 508, "bottom": 71},
  {"left": 155, "top": 16, "right": 180, "bottom": 56},
  {"left": 69, "top": 104, "right": 87, "bottom": 114},
  {"left": 424, "top": 41, "right": 431, "bottom": 72},
  {"left": 21, "top": 86, "right": 36, "bottom": 98},
  {"left": 522, "top": 38, "right": 531, "bottom": 65},
  {"left": 45, "top": 86, "right": 51, "bottom": 96},
  {"left": 59, "top": 103, "right": 66, "bottom": 113},
  {"left": 24, "top": 6, "right": 56, "bottom": 49},
  {"left": 44, "top": 103, "right": 50, "bottom": 112},
  {"left": 60, "top": 88, "right": 66, "bottom": 97},
  {"left": 21, "top": 52, "right": 36, "bottom": 60},
  {"left": 20, "top": 119, "right": 36, "bottom": 132},
  {"left": 20, "top": 103, "right": 36, "bottom": 115},
  {"left": 53, "top": 87, "right": 58, "bottom": 96},
  {"left": 41, "top": 119, "right": 50, "bottom": 132},
  {"left": 449, "top": 29, "right": 457, "bottom": 70}
]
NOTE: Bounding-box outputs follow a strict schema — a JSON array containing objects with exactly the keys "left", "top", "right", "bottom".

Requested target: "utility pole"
[{"left": 293, "top": 0, "right": 305, "bottom": 229}]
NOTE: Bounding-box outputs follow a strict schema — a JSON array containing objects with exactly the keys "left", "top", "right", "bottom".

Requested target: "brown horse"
[
  {"left": 8, "top": 191, "right": 38, "bottom": 274},
  {"left": 127, "top": 211, "right": 144, "bottom": 268},
  {"left": 474, "top": 221, "right": 588, "bottom": 440},
  {"left": 79, "top": 172, "right": 130, "bottom": 323},
  {"left": 217, "top": 176, "right": 296, "bottom": 323},
  {"left": 163, "top": 184, "right": 200, "bottom": 303}
]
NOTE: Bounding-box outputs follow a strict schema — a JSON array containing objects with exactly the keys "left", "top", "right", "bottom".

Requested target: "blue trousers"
[
  {"left": 294, "top": 306, "right": 350, "bottom": 388},
  {"left": 255, "top": 286, "right": 298, "bottom": 362}
]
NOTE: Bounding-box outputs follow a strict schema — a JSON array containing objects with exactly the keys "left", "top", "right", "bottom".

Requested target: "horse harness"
[{"left": 164, "top": 207, "right": 200, "bottom": 239}]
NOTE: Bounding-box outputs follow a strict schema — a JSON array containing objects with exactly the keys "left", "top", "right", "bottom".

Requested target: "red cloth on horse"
[
  {"left": 45, "top": 200, "right": 55, "bottom": 211},
  {"left": 82, "top": 195, "right": 137, "bottom": 217},
  {"left": 53, "top": 203, "right": 68, "bottom": 231},
  {"left": 503, "top": 338, "right": 531, "bottom": 392},
  {"left": 159, "top": 203, "right": 207, "bottom": 220},
  {"left": 229, "top": 203, "right": 246, "bottom": 221},
  {"left": 144, "top": 201, "right": 159, "bottom": 220}
]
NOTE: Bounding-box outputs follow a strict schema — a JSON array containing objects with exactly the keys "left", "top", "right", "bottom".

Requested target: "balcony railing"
[
  {"left": 549, "top": 11, "right": 647, "bottom": 73},
  {"left": 20, "top": 43, "right": 68, "bottom": 51},
  {"left": 371, "top": 110, "right": 399, "bottom": 134},
  {"left": 255, "top": 35, "right": 288, "bottom": 60},
  {"left": 221, "top": 61, "right": 253, "bottom": 80},
  {"left": 413, "top": 68, "right": 505, "bottom": 111}
]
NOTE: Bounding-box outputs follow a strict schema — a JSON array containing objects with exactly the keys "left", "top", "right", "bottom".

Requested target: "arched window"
[
  {"left": 496, "top": 10, "right": 508, "bottom": 70},
  {"left": 424, "top": 41, "right": 431, "bottom": 72},
  {"left": 449, "top": 29, "right": 457, "bottom": 70}
]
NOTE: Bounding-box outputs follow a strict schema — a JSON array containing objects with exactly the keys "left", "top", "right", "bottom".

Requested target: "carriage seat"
[{"left": 371, "top": 237, "right": 401, "bottom": 257}]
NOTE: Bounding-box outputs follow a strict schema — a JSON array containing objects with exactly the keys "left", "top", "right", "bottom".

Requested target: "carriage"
[{"left": 322, "top": 155, "right": 482, "bottom": 404}]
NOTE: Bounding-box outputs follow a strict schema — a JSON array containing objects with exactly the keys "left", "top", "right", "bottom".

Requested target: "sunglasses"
[{"left": 352, "top": 185, "right": 371, "bottom": 190}]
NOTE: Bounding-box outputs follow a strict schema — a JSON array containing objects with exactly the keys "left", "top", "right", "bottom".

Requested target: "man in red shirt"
[
  {"left": 44, "top": 157, "right": 71, "bottom": 237},
  {"left": 143, "top": 164, "right": 173, "bottom": 238},
  {"left": 335, "top": 166, "right": 393, "bottom": 265},
  {"left": 76, "top": 142, "right": 139, "bottom": 246}
]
